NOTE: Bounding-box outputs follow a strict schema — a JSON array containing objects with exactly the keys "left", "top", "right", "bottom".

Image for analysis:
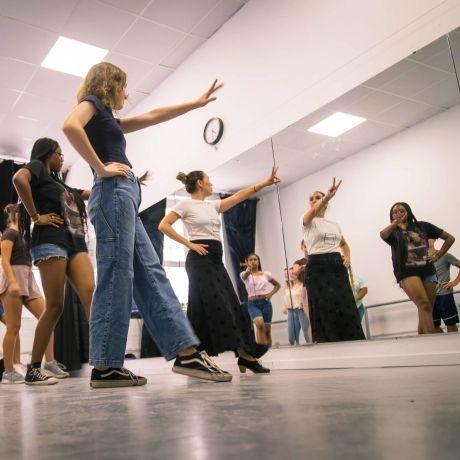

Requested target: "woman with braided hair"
[
  {"left": 380, "top": 202, "right": 454, "bottom": 334},
  {"left": 13, "top": 137, "right": 94, "bottom": 385}
]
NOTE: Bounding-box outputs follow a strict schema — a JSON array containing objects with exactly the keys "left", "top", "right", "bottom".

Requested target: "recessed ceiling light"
[
  {"left": 41, "top": 36, "right": 108, "bottom": 77},
  {"left": 307, "top": 112, "right": 366, "bottom": 137}
]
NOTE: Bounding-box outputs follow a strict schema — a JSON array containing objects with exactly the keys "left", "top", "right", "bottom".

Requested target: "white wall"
[
  {"left": 67, "top": 0, "right": 460, "bottom": 210},
  {"left": 256, "top": 104, "right": 460, "bottom": 334}
]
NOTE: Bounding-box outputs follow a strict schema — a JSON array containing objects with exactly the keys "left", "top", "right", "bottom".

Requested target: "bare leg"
[
  {"left": 264, "top": 324, "right": 272, "bottom": 347},
  {"left": 253, "top": 317, "right": 268, "bottom": 345},
  {"left": 1, "top": 293, "right": 22, "bottom": 372},
  {"left": 31, "top": 258, "right": 67, "bottom": 363},
  {"left": 401, "top": 277, "right": 436, "bottom": 334},
  {"left": 66, "top": 252, "right": 95, "bottom": 320},
  {"left": 25, "top": 297, "right": 54, "bottom": 362},
  {"left": 13, "top": 333, "right": 21, "bottom": 364}
]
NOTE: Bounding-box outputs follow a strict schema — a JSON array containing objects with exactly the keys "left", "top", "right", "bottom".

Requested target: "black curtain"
[
  {"left": 220, "top": 196, "right": 259, "bottom": 302},
  {"left": 0, "top": 160, "right": 24, "bottom": 232},
  {"left": 138, "top": 198, "right": 167, "bottom": 358},
  {"left": 54, "top": 281, "right": 89, "bottom": 371}
]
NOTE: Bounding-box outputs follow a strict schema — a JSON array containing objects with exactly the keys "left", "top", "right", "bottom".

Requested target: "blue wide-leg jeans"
[{"left": 88, "top": 172, "right": 198, "bottom": 367}]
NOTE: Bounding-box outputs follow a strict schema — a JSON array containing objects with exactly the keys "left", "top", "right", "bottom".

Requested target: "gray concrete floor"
[{"left": 1, "top": 365, "right": 459, "bottom": 460}]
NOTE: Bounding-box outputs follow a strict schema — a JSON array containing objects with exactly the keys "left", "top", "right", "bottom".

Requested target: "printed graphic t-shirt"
[{"left": 384, "top": 221, "right": 443, "bottom": 282}]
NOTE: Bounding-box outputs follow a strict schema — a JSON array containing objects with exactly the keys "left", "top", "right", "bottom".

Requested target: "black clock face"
[{"left": 204, "top": 117, "right": 224, "bottom": 145}]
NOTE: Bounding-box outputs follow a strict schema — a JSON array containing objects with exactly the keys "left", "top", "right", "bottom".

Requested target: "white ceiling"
[
  {"left": 0, "top": 0, "right": 247, "bottom": 163},
  {"left": 209, "top": 29, "right": 460, "bottom": 192}
]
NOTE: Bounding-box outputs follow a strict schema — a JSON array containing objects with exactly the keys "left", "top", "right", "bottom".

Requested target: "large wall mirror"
[{"left": 201, "top": 27, "right": 460, "bottom": 348}]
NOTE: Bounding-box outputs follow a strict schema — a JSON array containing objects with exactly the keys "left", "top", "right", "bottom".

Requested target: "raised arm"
[
  {"left": 302, "top": 177, "right": 342, "bottom": 226},
  {"left": 219, "top": 166, "right": 280, "bottom": 213},
  {"left": 159, "top": 211, "right": 208, "bottom": 255},
  {"left": 120, "top": 80, "right": 223, "bottom": 134},
  {"left": 62, "top": 101, "right": 128, "bottom": 179},
  {"left": 380, "top": 221, "right": 399, "bottom": 241}
]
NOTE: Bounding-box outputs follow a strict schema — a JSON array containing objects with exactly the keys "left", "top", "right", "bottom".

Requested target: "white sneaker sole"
[{"left": 172, "top": 365, "right": 232, "bottom": 382}]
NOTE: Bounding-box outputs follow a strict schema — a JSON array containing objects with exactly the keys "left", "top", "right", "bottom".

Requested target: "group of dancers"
[{"left": 1, "top": 61, "right": 457, "bottom": 387}]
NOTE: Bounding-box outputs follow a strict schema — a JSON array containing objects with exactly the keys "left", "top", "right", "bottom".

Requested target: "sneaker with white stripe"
[
  {"left": 90, "top": 367, "right": 147, "bottom": 388},
  {"left": 172, "top": 351, "right": 232, "bottom": 382}
]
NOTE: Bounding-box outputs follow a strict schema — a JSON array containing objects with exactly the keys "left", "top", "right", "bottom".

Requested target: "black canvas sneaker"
[
  {"left": 172, "top": 351, "right": 232, "bottom": 382},
  {"left": 25, "top": 365, "right": 59, "bottom": 386},
  {"left": 90, "top": 367, "right": 147, "bottom": 388}
]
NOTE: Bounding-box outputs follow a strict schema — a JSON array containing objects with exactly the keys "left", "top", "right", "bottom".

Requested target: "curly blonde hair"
[{"left": 77, "top": 62, "right": 127, "bottom": 109}]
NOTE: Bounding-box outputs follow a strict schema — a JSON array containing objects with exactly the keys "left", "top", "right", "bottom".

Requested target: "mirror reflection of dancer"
[
  {"left": 241, "top": 253, "right": 281, "bottom": 347},
  {"left": 63, "top": 62, "right": 230, "bottom": 387},
  {"left": 13, "top": 138, "right": 94, "bottom": 385},
  {"left": 428, "top": 239, "right": 460, "bottom": 333},
  {"left": 302, "top": 178, "right": 365, "bottom": 343},
  {"left": 159, "top": 168, "right": 280, "bottom": 374},
  {"left": 281, "top": 267, "right": 309, "bottom": 345},
  {"left": 380, "top": 202, "right": 454, "bottom": 334},
  {"left": 0, "top": 204, "right": 67, "bottom": 384}
]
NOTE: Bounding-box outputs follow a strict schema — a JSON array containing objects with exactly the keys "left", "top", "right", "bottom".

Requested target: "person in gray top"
[{"left": 428, "top": 240, "right": 460, "bottom": 332}]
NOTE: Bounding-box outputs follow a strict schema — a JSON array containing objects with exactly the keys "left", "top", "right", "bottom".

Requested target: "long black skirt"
[
  {"left": 304, "top": 253, "right": 365, "bottom": 343},
  {"left": 185, "top": 239, "right": 267, "bottom": 357}
]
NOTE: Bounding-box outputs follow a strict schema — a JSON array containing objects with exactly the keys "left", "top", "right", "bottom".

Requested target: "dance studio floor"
[{"left": 1, "top": 357, "right": 459, "bottom": 460}]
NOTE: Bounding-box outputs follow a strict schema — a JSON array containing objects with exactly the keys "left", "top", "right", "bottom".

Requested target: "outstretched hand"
[
  {"left": 197, "top": 79, "right": 223, "bottom": 107},
  {"left": 326, "top": 177, "right": 342, "bottom": 200},
  {"left": 264, "top": 166, "right": 281, "bottom": 186}
]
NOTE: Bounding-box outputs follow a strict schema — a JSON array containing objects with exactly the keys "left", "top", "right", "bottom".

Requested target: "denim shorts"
[
  {"left": 30, "top": 243, "right": 78, "bottom": 266},
  {"left": 400, "top": 273, "right": 438, "bottom": 286},
  {"left": 248, "top": 299, "right": 273, "bottom": 323}
]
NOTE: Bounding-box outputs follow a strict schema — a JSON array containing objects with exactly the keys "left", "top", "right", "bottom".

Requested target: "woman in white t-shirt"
[
  {"left": 301, "top": 178, "right": 365, "bottom": 343},
  {"left": 240, "top": 253, "right": 280, "bottom": 347},
  {"left": 159, "top": 167, "right": 280, "bottom": 374}
]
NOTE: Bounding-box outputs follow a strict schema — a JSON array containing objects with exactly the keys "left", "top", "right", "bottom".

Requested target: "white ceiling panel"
[
  {"left": 380, "top": 63, "right": 450, "bottom": 97},
  {"left": 375, "top": 100, "right": 440, "bottom": 127},
  {"left": 413, "top": 76, "right": 460, "bottom": 108},
  {"left": 334, "top": 120, "right": 403, "bottom": 146},
  {"left": 0, "top": 88, "right": 21, "bottom": 110},
  {"left": 114, "top": 18, "right": 185, "bottom": 63},
  {"left": 160, "top": 34, "right": 207, "bottom": 69},
  {"left": 0, "top": 0, "right": 78, "bottom": 32},
  {"left": 63, "top": 0, "right": 137, "bottom": 49},
  {"left": 98, "top": 0, "right": 151, "bottom": 14},
  {"left": 24, "top": 68, "right": 82, "bottom": 103},
  {"left": 133, "top": 65, "right": 173, "bottom": 94},
  {"left": 346, "top": 90, "right": 406, "bottom": 119},
  {"left": 363, "top": 60, "right": 416, "bottom": 89},
  {"left": 143, "top": 0, "right": 219, "bottom": 34},
  {"left": 104, "top": 52, "right": 156, "bottom": 88},
  {"left": 13, "top": 92, "right": 73, "bottom": 123},
  {"left": 191, "top": 0, "right": 244, "bottom": 39},
  {"left": 322, "top": 86, "right": 374, "bottom": 112},
  {"left": 0, "top": 57, "right": 36, "bottom": 90},
  {"left": 0, "top": 17, "right": 58, "bottom": 63}
]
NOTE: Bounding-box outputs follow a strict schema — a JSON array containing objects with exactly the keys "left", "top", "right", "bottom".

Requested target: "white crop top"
[
  {"left": 240, "top": 271, "right": 274, "bottom": 297},
  {"left": 172, "top": 199, "right": 222, "bottom": 242},
  {"left": 301, "top": 217, "right": 342, "bottom": 255}
]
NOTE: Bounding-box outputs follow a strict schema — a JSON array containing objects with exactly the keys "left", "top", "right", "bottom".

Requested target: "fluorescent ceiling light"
[
  {"left": 41, "top": 37, "right": 108, "bottom": 77},
  {"left": 307, "top": 112, "right": 366, "bottom": 137}
]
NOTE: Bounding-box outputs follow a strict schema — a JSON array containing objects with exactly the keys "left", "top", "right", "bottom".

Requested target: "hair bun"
[{"left": 176, "top": 172, "right": 188, "bottom": 184}]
